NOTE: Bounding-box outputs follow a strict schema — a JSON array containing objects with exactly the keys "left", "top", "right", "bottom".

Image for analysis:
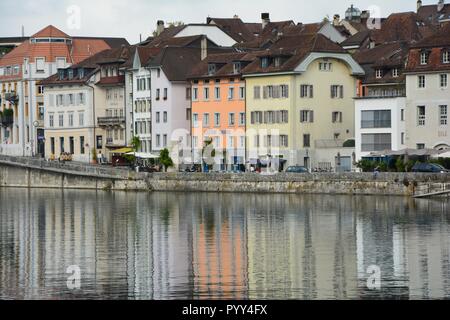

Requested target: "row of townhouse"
[{"left": 2, "top": 4, "right": 449, "bottom": 172}]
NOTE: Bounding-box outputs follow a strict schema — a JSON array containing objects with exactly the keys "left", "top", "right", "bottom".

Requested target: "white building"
[
  {"left": 353, "top": 42, "right": 409, "bottom": 161},
  {"left": 0, "top": 25, "right": 128, "bottom": 158},
  {"left": 404, "top": 26, "right": 450, "bottom": 151},
  {"left": 355, "top": 97, "right": 406, "bottom": 160}
]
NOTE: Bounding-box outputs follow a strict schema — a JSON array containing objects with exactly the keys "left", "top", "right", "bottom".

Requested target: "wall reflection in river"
[{"left": 0, "top": 189, "right": 449, "bottom": 300}]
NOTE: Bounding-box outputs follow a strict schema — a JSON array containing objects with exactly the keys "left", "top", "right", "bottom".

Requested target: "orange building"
[{"left": 188, "top": 52, "right": 254, "bottom": 171}]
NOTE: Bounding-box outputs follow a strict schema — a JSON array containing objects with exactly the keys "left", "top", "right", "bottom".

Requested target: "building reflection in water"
[{"left": 0, "top": 188, "right": 449, "bottom": 299}]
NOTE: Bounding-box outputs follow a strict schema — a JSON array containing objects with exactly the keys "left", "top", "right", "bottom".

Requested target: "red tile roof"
[
  {"left": 0, "top": 25, "right": 123, "bottom": 80},
  {"left": 31, "top": 25, "right": 70, "bottom": 38}
]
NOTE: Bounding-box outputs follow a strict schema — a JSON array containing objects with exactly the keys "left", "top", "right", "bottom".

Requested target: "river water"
[{"left": 0, "top": 188, "right": 449, "bottom": 300}]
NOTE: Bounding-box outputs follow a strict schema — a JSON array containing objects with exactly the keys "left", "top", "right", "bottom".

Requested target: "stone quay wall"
[{"left": 1, "top": 155, "right": 449, "bottom": 196}]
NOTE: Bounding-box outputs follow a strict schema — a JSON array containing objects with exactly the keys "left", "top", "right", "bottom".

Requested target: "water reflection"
[{"left": 0, "top": 189, "right": 449, "bottom": 300}]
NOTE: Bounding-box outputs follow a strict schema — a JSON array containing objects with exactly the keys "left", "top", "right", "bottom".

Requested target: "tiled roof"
[
  {"left": 371, "top": 12, "right": 434, "bottom": 45},
  {"left": 31, "top": 25, "right": 70, "bottom": 38},
  {"left": 410, "top": 22, "right": 450, "bottom": 48},
  {"left": 209, "top": 18, "right": 256, "bottom": 43},
  {"left": 147, "top": 35, "right": 217, "bottom": 49},
  {"left": 188, "top": 52, "right": 255, "bottom": 78},
  {"left": 0, "top": 25, "right": 128, "bottom": 81},
  {"left": 354, "top": 41, "right": 409, "bottom": 84},
  {"left": 97, "top": 75, "right": 125, "bottom": 86},
  {"left": 135, "top": 46, "right": 161, "bottom": 65},
  {"left": 418, "top": 4, "right": 450, "bottom": 25},
  {"left": 405, "top": 23, "right": 450, "bottom": 73},
  {"left": 148, "top": 46, "right": 235, "bottom": 81},
  {"left": 341, "top": 30, "right": 371, "bottom": 47},
  {"left": 241, "top": 33, "right": 346, "bottom": 75}
]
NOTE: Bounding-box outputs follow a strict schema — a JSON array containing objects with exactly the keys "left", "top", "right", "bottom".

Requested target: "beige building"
[
  {"left": 41, "top": 46, "right": 133, "bottom": 162},
  {"left": 243, "top": 34, "right": 364, "bottom": 171}
]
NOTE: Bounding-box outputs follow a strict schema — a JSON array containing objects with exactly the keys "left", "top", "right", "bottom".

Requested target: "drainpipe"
[{"left": 86, "top": 82, "right": 96, "bottom": 163}]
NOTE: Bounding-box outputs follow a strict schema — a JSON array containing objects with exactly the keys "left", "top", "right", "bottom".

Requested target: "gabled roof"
[
  {"left": 147, "top": 35, "right": 218, "bottom": 49},
  {"left": 188, "top": 52, "right": 256, "bottom": 78},
  {"left": 208, "top": 17, "right": 256, "bottom": 43},
  {"left": 147, "top": 46, "right": 203, "bottom": 81},
  {"left": 147, "top": 46, "right": 235, "bottom": 81},
  {"left": 31, "top": 25, "right": 70, "bottom": 38},
  {"left": 241, "top": 33, "right": 347, "bottom": 75},
  {"left": 371, "top": 12, "right": 435, "bottom": 45},
  {"left": 418, "top": 3, "right": 450, "bottom": 25},
  {"left": 410, "top": 22, "right": 450, "bottom": 48}
]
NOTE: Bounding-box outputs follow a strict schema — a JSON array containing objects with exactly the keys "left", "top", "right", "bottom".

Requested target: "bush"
[
  {"left": 343, "top": 139, "right": 355, "bottom": 148},
  {"left": 396, "top": 158, "right": 405, "bottom": 172}
]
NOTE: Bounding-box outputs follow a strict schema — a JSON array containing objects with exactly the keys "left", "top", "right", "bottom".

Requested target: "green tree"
[{"left": 160, "top": 148, "right": 174, "bottom": 172}]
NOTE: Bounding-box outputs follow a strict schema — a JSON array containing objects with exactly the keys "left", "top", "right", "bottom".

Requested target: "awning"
[
  {"left": 112, "top": 147, "right": 133, "bottom": 154},
  {"left": 126, "top": 152, "right": 160, "bottom": 159}
]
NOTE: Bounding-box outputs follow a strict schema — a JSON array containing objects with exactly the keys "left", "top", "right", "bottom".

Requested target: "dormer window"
[
  {"left": 443, "top": 50, "right": 450, "bottom": 64},
  {"left": 375, "top": 69, "right": 383, "bottom": 79},
  {"left": 68, "top": 69, "right": 74, "bottom": 80},
  {"left": 233, "top": 62, "right": 241, "bottom": 74},
  {"left": 78, "top": 68, "right": 85, "bottom": 79},
  {"left": 392, "top": 68, "right": 399, "bottom": 78},
  {"left": 420, "top": 51, "right": 429, "bottom": 65},
  {"left": 274, "top": 57, "right": 282, "bottom": 67},
  {"left": 208, "top": 64, "right": 216, "bottom": 75},
  {"left": 58, "top": 69, "right": 65, "bottom": 81},
  {"left": 261, "top": 57, "right": 270, "bottom": 68}
]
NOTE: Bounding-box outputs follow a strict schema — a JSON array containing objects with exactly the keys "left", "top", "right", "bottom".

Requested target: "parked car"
[
  {"left": 411, "top": 163, "right": 448, "bottom": 173},
  {"left": 286, "top": 166, "right": 309, "bottom": 173}
]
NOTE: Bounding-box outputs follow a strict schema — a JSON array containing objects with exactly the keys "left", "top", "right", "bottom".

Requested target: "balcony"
[
  {"left": 4, "top": 92, "right": 19, "bottom": 105},
  {"left": 361, "top": 120, "right": 392, "bottom": 129},
  {"left": 97, "top": 116, "right": 125, "bottom": 127},
  {"left": 106, "top": 138, "right": 126, "bottom": 148}
]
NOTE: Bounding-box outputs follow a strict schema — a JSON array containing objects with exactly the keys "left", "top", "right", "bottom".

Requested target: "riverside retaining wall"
[{"left": 1, "top": 155, "right": 449, "bottom": 196}]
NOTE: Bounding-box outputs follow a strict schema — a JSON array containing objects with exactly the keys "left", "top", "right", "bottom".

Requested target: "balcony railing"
[
  {"left": 97, "top": 116, "right": 125, "bottom": 127},
  {"left": 361, "top": 120, "right": 392, "bottom": 129},
  {"left": 4, "top": 92, "right": 19, "bottom": 105}
]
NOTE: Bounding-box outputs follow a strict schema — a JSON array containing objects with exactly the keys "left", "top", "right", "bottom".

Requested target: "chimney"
[
  {"left": 438, "top": 0, "right": 445, "bottom": 12},
  {"left": 233, "top": 14, "right": 239, "bottom": 19},
  {"left": 207, "top": 17, "right": 212, "bottom": 24},
  {"left": 261, "top": 13, "right": 270, "bottom": 29},
  {"left": 333, "top": 14, "right": 340, "bottom": 26},
  {"left": 417, "top": 0, "right": 422, "bottom": 11},
  {"left": 156, "top": 20, "right": 165, "bottom": 36},
  {"left": 201, "top": 36, "right": 208, "bottom": 61}
]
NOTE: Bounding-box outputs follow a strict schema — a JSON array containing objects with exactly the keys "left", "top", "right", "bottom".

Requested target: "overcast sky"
[{"left": 0, "top": 0, "right": 439, "bottom": 44}]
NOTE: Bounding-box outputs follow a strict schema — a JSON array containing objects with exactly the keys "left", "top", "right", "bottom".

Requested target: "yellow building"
[{"left": 243, "top": 34, "right": 364, "bottom": 171}]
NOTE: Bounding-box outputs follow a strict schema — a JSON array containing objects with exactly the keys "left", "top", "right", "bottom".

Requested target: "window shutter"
[
  {"left": 285, "top": 85, "right": 289, "bottom": 98},
  {"left": 331, "top": 86, "right": 334, "bottom": 98},
  {"left": 340, "top": 86, "right": 344, "bottom": 98},
  {"left": 310, "top": 85, "right": 314, "bottom": 98},
  {"left": 310, "top": 111, "right": 314, "bottom": 123},
  {"left": 251, "top": 112, "right": 255, "bottom": 124}
]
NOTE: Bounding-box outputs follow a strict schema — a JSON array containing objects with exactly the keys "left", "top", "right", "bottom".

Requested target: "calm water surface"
[{"left": 0, "top": 188, "right": 449, "bottom": 300}]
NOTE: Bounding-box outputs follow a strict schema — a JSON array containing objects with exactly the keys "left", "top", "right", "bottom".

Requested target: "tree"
[
  {"left": 131, "top": 136, "right": 141, "bottom": 152},
  {"left": 160, "top": 148, "right": 174, "bottom": 172},
  {"left": 202, "top": 138, "right": 216, "bottom": 172},
  {"left": 131, "top": 136, "right": 141, "bottom": 167}
]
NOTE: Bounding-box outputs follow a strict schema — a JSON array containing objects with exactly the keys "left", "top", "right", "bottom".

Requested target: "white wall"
[
  {"left": 175, "top": 25, "right": 236, "bottom": 46},
  {"left": 355, "top": 97, "right": 406, "bottom": 160},
  {"left": 405, "top": 73, "right": 450, "bottom": 149}
]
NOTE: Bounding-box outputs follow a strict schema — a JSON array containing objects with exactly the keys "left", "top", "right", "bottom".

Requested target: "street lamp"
[{"left": 32, "top": 120, "right": 40, "bottom": 158}]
